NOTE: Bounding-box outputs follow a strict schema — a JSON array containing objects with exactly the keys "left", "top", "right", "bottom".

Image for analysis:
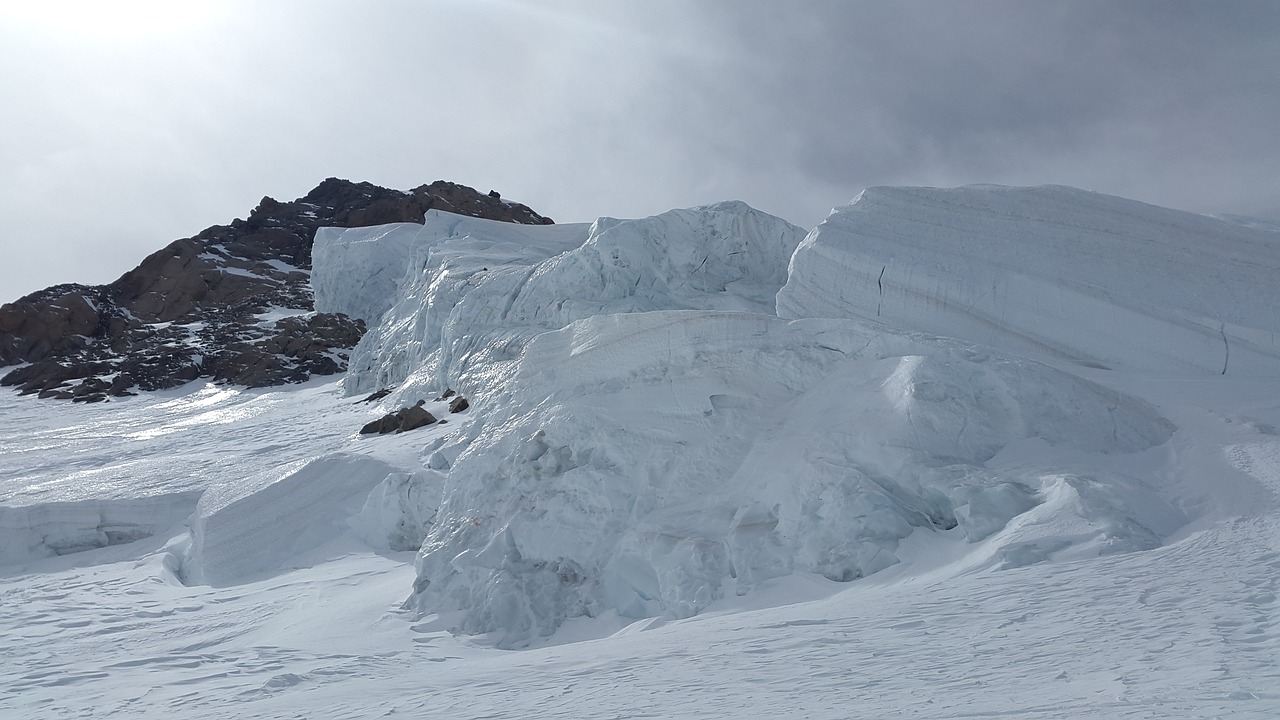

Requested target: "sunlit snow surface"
[{"left": 3, "top": 187, "right": 1280, "bottom": 718}]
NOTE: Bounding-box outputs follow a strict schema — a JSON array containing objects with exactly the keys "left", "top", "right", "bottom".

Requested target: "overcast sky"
[{"left": 2, "top": 0, "right": 1278, "bottom": 301}]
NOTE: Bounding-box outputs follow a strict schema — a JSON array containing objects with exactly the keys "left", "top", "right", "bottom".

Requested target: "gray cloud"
[{"left": 2, "top": 0, "right": 1277, "bottom": 300}]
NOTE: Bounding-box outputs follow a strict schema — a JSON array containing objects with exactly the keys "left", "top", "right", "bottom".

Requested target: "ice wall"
[
  {"left": 405, "top": 310, "right": 1174, "bottom": 646},
  {"left": 302, "top": 190, "right": 1263, "bottom": 647},
  {"left": 777, "top": 185, "right": 1280, "bottom": 376},
  {"left": 316, "top": 203, "right": 805, "bottom": 396},
  {"left": 312, "top": 222, "right": 431, "bottom": 325}
]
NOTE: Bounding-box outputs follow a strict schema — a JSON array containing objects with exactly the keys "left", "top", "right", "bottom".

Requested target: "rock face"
[{"left": 1, "top": 179, "right": 553, "bottom": 401}]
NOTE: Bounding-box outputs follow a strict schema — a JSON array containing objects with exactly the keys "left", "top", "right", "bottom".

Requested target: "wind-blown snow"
[
  {"left": 3, "top": 186, "right": 1280, "bottom": 717},
  {"left": 186, "top": 453, "right": 403, "bottom": 586},
  {"left": 778, "top": 185, "right": 1280, "bottom": 375}
]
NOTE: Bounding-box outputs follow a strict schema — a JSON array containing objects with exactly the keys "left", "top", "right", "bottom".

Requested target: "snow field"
[
  {"left": 0, "top": 376, "right": 450, "bottom": 571},
  {"left": 1, "top": 381, "right": 1276, "bottom": 718},
  {"left": 3, "top": 185, "right": 1280, "bottom": 716}
]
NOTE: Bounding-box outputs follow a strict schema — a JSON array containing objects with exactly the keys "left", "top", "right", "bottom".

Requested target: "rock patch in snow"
[{"left": 360, "top": 401, "right": 438, "bottom": 435}]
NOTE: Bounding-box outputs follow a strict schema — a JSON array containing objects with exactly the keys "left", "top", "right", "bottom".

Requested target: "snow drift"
[
  {"left": 184, "top": 453, "right": 405, "bottom": 586},
  {"left": 777, "top": 185, "right": 1280, "bottom": 375}
]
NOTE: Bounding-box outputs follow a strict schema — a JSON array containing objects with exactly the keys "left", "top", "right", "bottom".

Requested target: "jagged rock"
[
  {"left": 202, "top": 313, "right": 367, "bottom": 387},
  {"left": 360, "top": 415, "right": 400, "bottom": 435},
  {"left": 360, "top": 402, "right": 438, "bottom": 435},
  {"left": 448, "top": 396, "right": 469, "bottom": 413},
  {"left": 397, "top": 404, "right": 437, "bottom": 432},
  {"left": 358, "top": 387, "right": 394, "bottom": 404},
  {"left": 0, "top": 286, "right": 105, "bottom": 364},
  {"left": 436, "top": 388, "right": 455, "bottom": 401},
  {"left": 1, "top": 178, "right": 554, "bottom": 400}
]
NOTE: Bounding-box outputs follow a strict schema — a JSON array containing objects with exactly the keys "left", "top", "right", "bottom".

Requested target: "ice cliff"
[
  {"left": 777, "top": 185, "right": 1280, "bottom": 375},
  {"left": 308, "top": 186, "right": 1259, "bottom": 647}
]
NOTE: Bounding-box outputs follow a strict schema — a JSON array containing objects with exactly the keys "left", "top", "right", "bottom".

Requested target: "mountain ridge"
[{"left": 0, "top": 178, "right": 553, "bottom": 401}]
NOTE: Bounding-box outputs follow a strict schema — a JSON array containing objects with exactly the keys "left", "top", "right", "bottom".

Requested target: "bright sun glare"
[{"left": 4, "top": 0, "right": 215, "bottom": 40}]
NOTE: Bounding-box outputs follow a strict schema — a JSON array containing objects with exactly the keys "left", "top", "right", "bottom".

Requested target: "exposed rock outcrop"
[
  {"left": 1, "top": 179, "right": 553, "bottom": 400},
  {"left": 360, "top": 401, "right": 437, "bottom": 435}
]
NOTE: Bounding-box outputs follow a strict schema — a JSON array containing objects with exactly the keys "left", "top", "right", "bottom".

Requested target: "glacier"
[
  {"left": 305, "top": 187, "right": 1261, "bottom": 646},
  {"left": 778, "top": 184, "right": 1280, "bottom": 375},
  {"left": 2, "top": 184, "right": 1279, "bottom": 717}
]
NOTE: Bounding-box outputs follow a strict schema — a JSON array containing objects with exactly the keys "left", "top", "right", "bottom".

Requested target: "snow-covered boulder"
[{"left": 777, "top": 185, "right": 1280, "bottom": 376}]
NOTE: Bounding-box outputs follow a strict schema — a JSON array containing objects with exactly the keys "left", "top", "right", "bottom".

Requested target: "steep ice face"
[
  {"left": 312, "top": 222, "right": 432, "bottom": 325},
  {"left": 315, "top": 211, "right": 594, "bottom": 395},
  {"left": 777, "top": 185, "right": 1280, "bottom": 376},
  {"left": 307, "top": 190, "right": 1221, "bottom": 647},
  {"left": 404, "top": 310, "right": 1175, "bottom": 646},
  {"left": 321, "top": 202, "right": 806, "bottom": 396}
]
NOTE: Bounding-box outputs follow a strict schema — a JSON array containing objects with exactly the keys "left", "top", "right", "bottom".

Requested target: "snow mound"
[
  {"left": 0, "top": 492, "right": 199, "bottom": 567},
  {"left": 317, "top": 203, "right": 805, "bottom": 396},
  {"left": 404, "top": 310, "right": 1175, "bottom": 646},
  {"left": 777, "top": 185, "right": 1280, "bottom": 375},
  {"left": 185, "top": 453, "right": 404, "bottom": 586}
]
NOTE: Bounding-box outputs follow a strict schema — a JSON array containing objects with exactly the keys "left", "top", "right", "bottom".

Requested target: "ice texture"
[
  {"left": 7, "top": 186, "right": 1273, "bottom": 652},
  {"left": 5, "top": 187, "right": 1280, "bottom": 717},
  {"left": 316, "top": 202, "right": 804, "bottom": 397},
  {"left": 777, "top": 185, "right": 1280, "bottom": 375},
  {"left": 314, "top": 196, "right": 1200, "bottom": 646},
  {"left": 403, "top": 310, "right": 1174, "bottom": 645}
]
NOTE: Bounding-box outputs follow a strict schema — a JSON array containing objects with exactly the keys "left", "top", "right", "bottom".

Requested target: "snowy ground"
[
  {"left": 1, "top": 373, "right": 1278, "bottom": 718},
  {"left": 2, "top": 186, "right": 1279, "bottom": 718}
]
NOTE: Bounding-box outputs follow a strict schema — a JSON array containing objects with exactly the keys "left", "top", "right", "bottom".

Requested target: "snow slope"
[
  {"left": 0, "top": 371, "right": 1277, "bottom": 718},
  {"left": 778, "top": 185, "right": 1280, "bottom": 375},
  {"left": 2, "top": 187, "right": 1280, "bottom": 717}
]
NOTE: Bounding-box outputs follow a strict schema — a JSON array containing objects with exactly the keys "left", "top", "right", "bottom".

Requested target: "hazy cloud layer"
[{"left": 2, "top": 0, "right": 1277, "bottom": 300}]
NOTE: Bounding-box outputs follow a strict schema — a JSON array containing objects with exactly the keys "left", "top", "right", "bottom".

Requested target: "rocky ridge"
[{"left": 0, "top": 179, "right": 552, "bottom": 401}]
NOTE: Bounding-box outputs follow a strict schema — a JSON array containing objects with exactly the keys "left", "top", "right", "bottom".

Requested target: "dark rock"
[
  {"left": 448, "top": 396, "right": 469, "bottom": 413},
  {"left": 360, "top": 415, "right": 400, "bottom": 435},
  {"left": 436, "top": 388, "right": 455, "bottom": 400},
  {"left": 397, "top": 404, "right": 436, "bottom": 432},
  {"left": 0, "top": 287, "right": 103, "bottom": 364},
  {"left": 360, "top": 402, "right": 438, "bottom": 435},
  {"left": 358, "top": 387, "right": 393, "bottom": 404},
  {"left": 2, "top": 178, "right": 553, "bottom": 401}
]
